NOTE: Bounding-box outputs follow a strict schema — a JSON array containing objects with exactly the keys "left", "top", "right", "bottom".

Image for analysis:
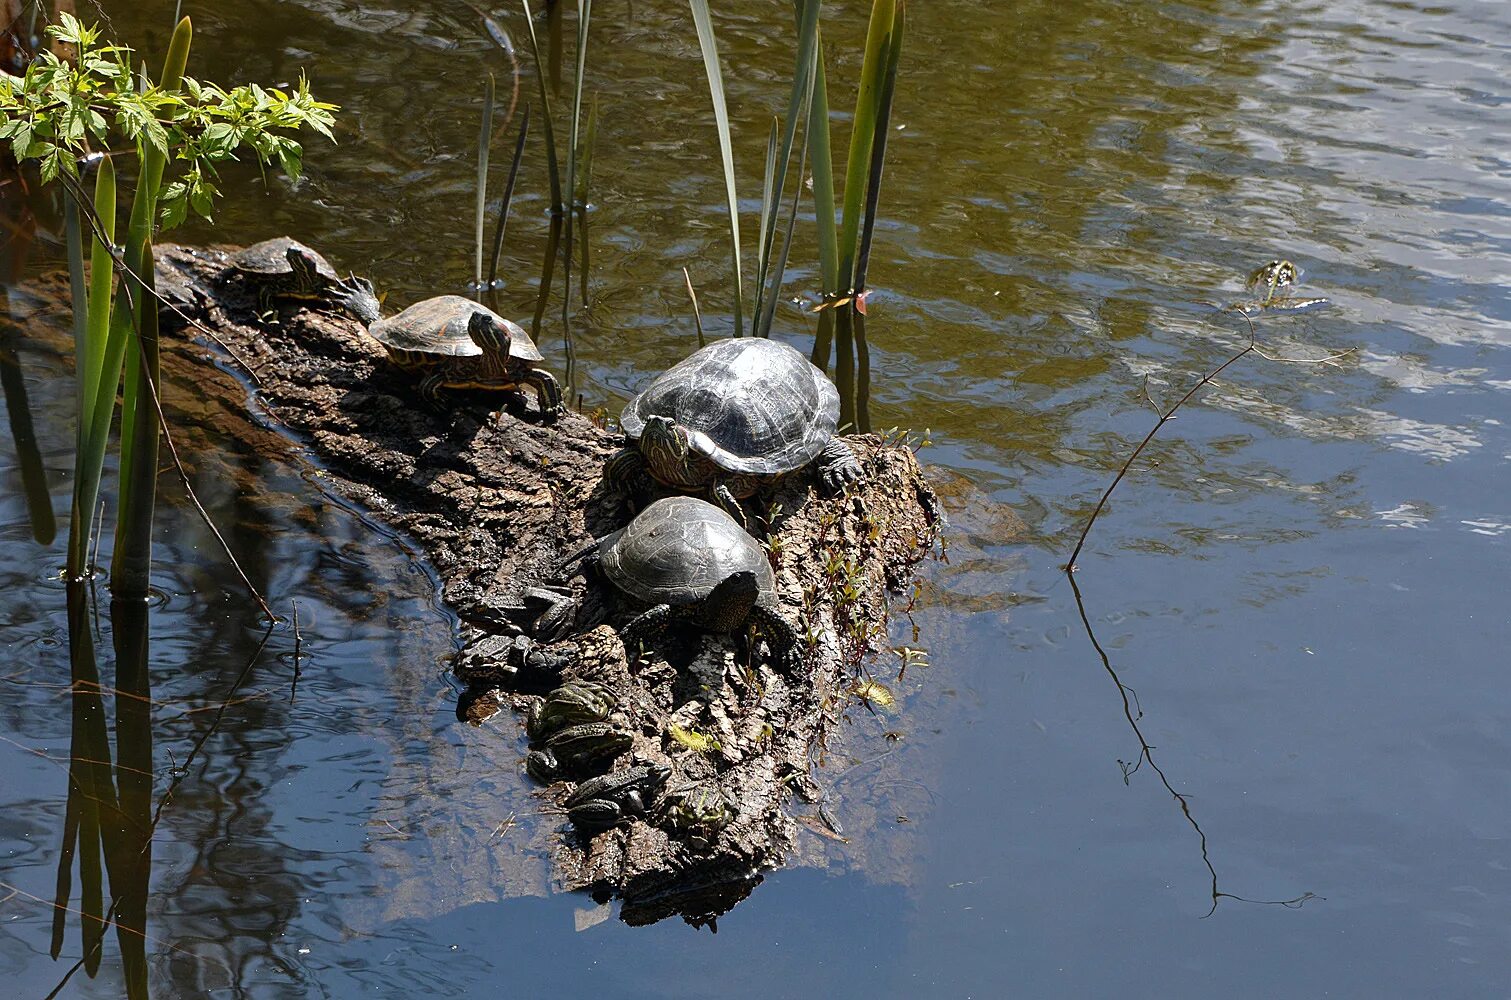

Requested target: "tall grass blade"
[
  {"left": 531, "top": 214, "right": 562, "bottom": 341},
  {"left": 809, "top": 32, "right": 839, "bottom": 296},
  {"left": 688, "top": 0, "right": 743, "bottom": 337},
  {"left": 521, "top": 0, "right": 563, "bottom": 214},
  {"left": 752, "top": 119, "right": 777, "bottom": 335},
  {"left": 111, "top": 239, "right": 161, "bottom": 598},
  {"left": 486, "top": 105, "right": 531, "bottom": 290},
  {"left": 756, "top": 119, "right": 809, "bottom": 340},
  {"left": 751, "top": 0, "right": 820, "bottom": 338},
  {"left": 114, "top": 16, "right": 190, "bottom": 596},
  {"left": 837, "top": 0, "right": 895, "bottom": 289},
  {"left": 82, "top": 156, "right": 117, "bottom": 436},
  {"left": 853, "top": 0, "right": 903, "bottom": 296},
  {"left": 68, "top": 157, "right": 118, "bottom": 577},
  {"left": 576, "top": 95, "right": 598, "bottom": 306},
  {"left": 474, "top": 73, "right": 495, "bottom": 295},
  {"left": 560, "top": 0, "right": 590, "bottom": 318}
]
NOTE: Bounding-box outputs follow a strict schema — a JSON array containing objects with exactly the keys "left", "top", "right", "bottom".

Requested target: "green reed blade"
[
  {"left": 756, "top": 109, "right": 809, "bottom": 341},
  {"left": 576, "top": 95, "right": 598, "bottom": 306},
  {"left": 837, "top": 0, "right": 895, "bottom": 289},
  {"left": 113, "top": 16, "right": 190, "bottom": 594},
  {"left": 475, "top": 73, "right": 495, "bottom": 295},
  {"left": 487, "top": 105, "right": 531, "bottom": 290},
  {"left": 752, "top": 118, "right": 777, "bottom": 334},
  {"left": 561, "top": 0, "right": 590, "bottom": 317},
  {"left": 752, "top": 0, "right": 821, "bottom": 339},
  {"left": 853, "top": 0, "right": 903, "bottom": 296},
  {"left": 688, "top": 0, "right": 743, "bottom": 338},
  {"left": 67, "top": 159, "right": 119, "bottom": 577},
  {"left": 82, "top": 156, "right": 116, "bottom": 433},
  {"left": 521, "top": 0, "right": 563, "bottom": 214},
  {"left": 111, "top": 238, "right": 161, "bottom": 598},
  {"left": 809, "top": 31, "right": 839, "bottom": 296}
]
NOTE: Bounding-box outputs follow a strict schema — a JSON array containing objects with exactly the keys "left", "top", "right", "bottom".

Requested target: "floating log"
[{"left": 151, "top": 242, "right": 941, "bottom": 925}]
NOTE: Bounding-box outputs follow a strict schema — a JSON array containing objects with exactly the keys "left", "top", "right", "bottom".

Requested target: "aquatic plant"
[
  {"left": 688, "top": 0, "right": 905, "bottom": 365},
  {"left": 0, "top": 12, "right": 336, "bottom": 590},
  {"left": 0, "top": 15, "right": 334, "bottom": 989}
]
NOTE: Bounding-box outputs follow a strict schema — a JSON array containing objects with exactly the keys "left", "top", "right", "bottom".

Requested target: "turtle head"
[
  {"left": 640, "top": 414, "right": 691, "bottom": 472},
  {"left": 467, "top": 309, "right": 512, "bottom": 357},
  {"left": 335, "top": 274, "right": 382, "bottom": 326},
  {"left": 284, "top": 246, "right": 327, "bottom": 294},
  {"left": 702, "top": 570, "right": 761, "bottom": 632}
]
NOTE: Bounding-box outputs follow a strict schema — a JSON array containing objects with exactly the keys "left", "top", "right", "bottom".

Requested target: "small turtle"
[
  {"left": 367, "top": 295, "right": 563, "bottom": 416},
  {"left": 606, "top": 338, "right": 862, "bottom": 527},
  {"left": 594, "top": 496, "right": 803, "bottom": 673},
  {"left": 229, "top": 236, "right": 380, "bottom": 324}
]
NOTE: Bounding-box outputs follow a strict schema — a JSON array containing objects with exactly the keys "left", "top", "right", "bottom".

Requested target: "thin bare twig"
[
  {"left": 682, "top": 266, "right": 705, "bottom": 348},
  {"left": 290, "top": 598, "right": 303, "bottom": 703}
]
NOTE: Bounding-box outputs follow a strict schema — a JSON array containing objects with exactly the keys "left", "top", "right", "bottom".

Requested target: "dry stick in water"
[
  {"left": 682, "top": 266, "right": 706, "bottom": 348},
  {"left": 1065, "top": 313, "right": 1348, "bottom": 915},
  {"left": 290, "top": 598, "right": 303, "bottom": 703}
]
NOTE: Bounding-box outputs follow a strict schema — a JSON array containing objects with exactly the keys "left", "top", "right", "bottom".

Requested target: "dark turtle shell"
[
  {"left": 598, "top": 496, "right": 775, "bottom": 606},
  {"left": 619, "top": 338, "right": 840, "bottom": 476},
  {"left": 367, "top": 295, "right": 543, "bottom": 362},
  {"left": 231, "top": 237, "right": 339, "bottom": 281}
]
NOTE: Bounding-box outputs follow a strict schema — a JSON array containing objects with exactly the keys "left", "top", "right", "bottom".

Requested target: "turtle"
[
  {"left": 229, "top": 236, "right": 381, "bottom": 324},
  {"left": 606, "top": 338, "right": 863, "bottom": 527},
  {"left": 366, "top": 295, "right": 563, "bottom": 417},
  {"left": 591, "top": 495, "right": 803, "bottom": 674}
]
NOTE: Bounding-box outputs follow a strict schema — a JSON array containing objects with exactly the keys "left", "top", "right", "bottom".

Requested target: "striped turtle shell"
[
  {"left": 619, "top": 338, "right": 839, "bottom": 476},
  {"left": 368, "top": 295, "right": 544, "bottom": 362},
  {"left": 598, "top": 496, "right": 775, "bottom": 605},
  {"left": 231, "top": 237, "right": 339, "bottom": 281}
]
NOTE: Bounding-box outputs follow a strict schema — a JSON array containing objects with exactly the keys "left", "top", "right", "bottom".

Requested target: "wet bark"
[{"left": 152, "top": 242, "right": 941, "bottom": 925}]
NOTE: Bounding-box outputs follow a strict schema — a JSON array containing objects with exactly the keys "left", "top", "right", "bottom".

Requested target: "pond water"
[{"left": 3, "top": 0, "right": 1509, "bottom": 995}]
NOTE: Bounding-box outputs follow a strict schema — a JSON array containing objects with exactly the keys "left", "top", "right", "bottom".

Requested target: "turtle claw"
[{"left": 816, "top": 439, "right": 864, "bottom": 496}]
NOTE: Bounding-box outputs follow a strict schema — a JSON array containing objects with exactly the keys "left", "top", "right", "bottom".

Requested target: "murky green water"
[{"left": 4, "top": 0, "right": 1510, "bottom": 995}]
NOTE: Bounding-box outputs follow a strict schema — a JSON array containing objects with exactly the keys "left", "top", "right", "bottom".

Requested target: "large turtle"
[
  {"left": 590, "top": 495, "right": 803, "bottom": 673},
  {"left": 606, "top": 338, "right": 863, "bottom": 526},
  {"left": 367, "top": 295, "right": 563, "bottom": 417},
  {"left": 229, "top": 236, "right": 380, "bottom": 324}
]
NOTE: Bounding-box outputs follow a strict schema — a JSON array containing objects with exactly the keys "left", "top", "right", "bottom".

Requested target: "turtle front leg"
[
  {"left": 747, "top": 602, "right": 804, "bottom": 675},
  {"left": 524, "top": 367, "right": 564, "bottom": 421},
  {"left": 620, "top": 603, "right": 674, "bottom": 662},
  {"left": 816, "top": 438, "right": 864, "bottom": 495}
]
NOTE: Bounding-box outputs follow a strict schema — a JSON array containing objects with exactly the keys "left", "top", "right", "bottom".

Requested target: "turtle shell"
[
  {"left": 367, "top": 295, "right": 542, "bottom": 361},
  {"left": 231, "top": 237, "right": 339, "bottom": 280},
  {"left": 619, "top": 338, "right": 839, "bottom": 476},
  {"left": 599, "top": 496, "right": 776, "bottom": 606}
]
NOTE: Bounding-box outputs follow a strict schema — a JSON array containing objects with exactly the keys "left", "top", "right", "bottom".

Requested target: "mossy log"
[{"left": 153, "top": 242, "right": 941, "bottom": 925}]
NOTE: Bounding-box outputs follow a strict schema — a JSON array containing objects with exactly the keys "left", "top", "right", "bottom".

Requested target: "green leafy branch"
[{"left": 0, "top": 12, "right": 336, "bottom": 225}]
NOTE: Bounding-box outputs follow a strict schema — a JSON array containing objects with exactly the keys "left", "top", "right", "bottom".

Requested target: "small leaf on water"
[{"left": 850, "top": 679, "right": 896, "bottom": 710}]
